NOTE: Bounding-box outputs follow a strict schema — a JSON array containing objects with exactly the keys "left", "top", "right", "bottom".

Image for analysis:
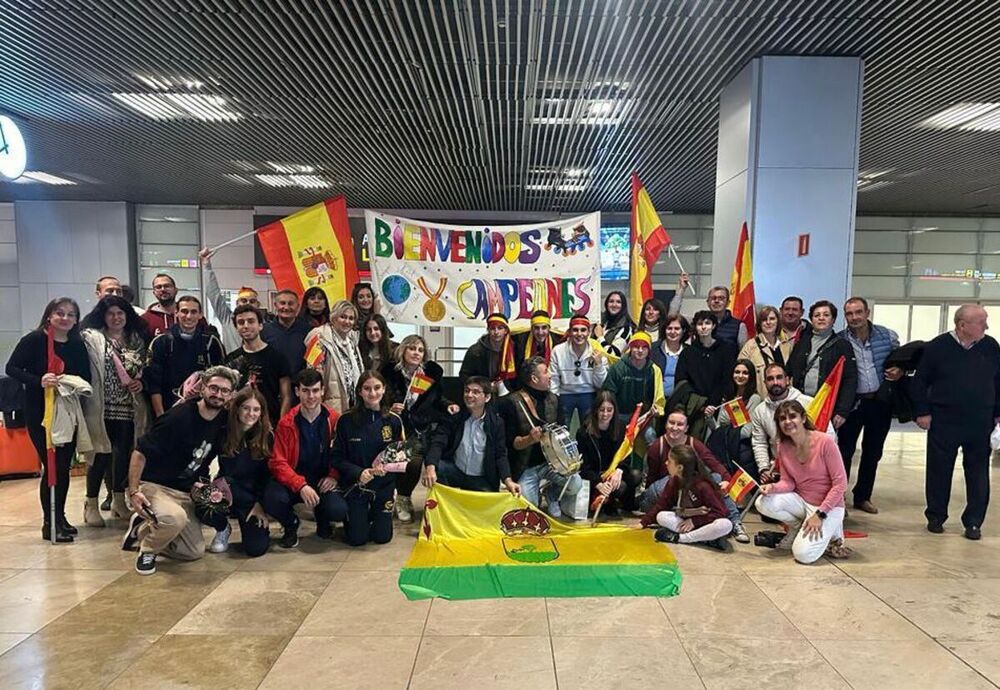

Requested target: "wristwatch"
[{"left": 816, "top": 510, "right": 828, "bottom": 520}]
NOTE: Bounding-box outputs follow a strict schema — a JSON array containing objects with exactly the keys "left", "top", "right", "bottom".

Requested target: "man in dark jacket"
[
  {"left": 262, "top": 289, "right": 311, "bottom": 377},
  {"left": 423, "top": 376, "right": 519, "bottom": 493},
  {"left": 145, "top": 296, "right": 226, "bottom": 416},
  {"left": 912, "top": 304, "right": 1000, "bottom": 540},
  {"left": 675, "top": 310, "right": 738, "bottom": 413},
  {"left": 706, "top": 286, "right": 748, "bottom": 347},
  {"left": 459, "top": 312, "right": 514, "bottom": 391},
  {"left": 787, "top": 300, "right": 858, "bottom": 428}
]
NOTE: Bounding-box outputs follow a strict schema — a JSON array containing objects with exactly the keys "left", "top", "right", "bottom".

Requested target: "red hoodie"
[
  {"left": 268, "top": 404, "right": 340, "bottom": 492},
  {"left": 645, "top": 435, "right": 730, "bottom": 487}
]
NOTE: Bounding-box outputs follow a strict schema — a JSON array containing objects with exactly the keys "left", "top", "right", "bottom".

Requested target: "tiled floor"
[{"left": 0, "top": 431, "right": 998, "bottom": 689}]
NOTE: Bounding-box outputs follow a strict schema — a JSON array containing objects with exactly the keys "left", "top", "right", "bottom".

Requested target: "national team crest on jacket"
[{"left": 381, "top": 424, "right": 393, "bottom": 441}]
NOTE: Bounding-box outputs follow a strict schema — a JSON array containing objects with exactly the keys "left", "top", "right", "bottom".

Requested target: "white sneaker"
[
  {"left": 209, "top": 523, "right": 231, "bottom": 553},
  {"left": 396, "top": 496, "right": 413, "bottom": 524}
]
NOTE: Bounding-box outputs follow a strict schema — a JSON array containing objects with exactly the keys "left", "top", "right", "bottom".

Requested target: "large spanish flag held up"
[
  {"left": 257, "top": 196, "right": 359, "bottom": 304},
  {"left": 399, "top": 484, "right": 682, "bottom": 601},
  {"left": 729, "top": 222, "right": 756, "bottom": 338},
  {"left": 806, "top": 355, "right": 846, "bottom": 431},
  {"left": 629, "top": 173, "right": 672, "bottom": 325}
]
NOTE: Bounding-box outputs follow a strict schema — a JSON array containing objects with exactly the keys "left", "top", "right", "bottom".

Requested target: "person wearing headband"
[
  {"left": 459, "top": 312, "right": 516, "bottom": 392},
  {"left": 510, "top": 310, "right": 564, "bottom": 391},
  {"left": 550, "top": 314, "right": 608, "bottom": 426},
  {"left": 603, "top": 330, "right": 666, "bottom": 461}
]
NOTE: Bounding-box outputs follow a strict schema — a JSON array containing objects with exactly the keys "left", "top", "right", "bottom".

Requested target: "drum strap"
[{"left": 516, "top": 390, "right": 545, "bottom": 429}]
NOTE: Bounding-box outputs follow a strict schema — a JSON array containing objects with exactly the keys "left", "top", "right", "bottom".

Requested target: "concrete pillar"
[{"left": 711, "top": 56, "right": 864, "bottom": 317}]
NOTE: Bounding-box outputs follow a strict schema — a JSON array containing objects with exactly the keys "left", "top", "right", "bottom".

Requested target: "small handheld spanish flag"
[
  {"left": 304, "top": 334, "right": 325, "bottom": 368},
  {"left": 727, "top": 467, "right": 757, "bottom": 503},
  {"left": 409, "top": 372, "right": 435, "bottom": 396},
  {"left": 601, "top": 403, "right": 644, "bottom": 481},
  {"left": 722, "top": 397, "right": 751, "bottom": 427}
]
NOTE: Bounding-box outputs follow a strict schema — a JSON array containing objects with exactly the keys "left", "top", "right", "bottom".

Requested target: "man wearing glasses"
[
  {"left": 122, "top": 366, "right": 238, "bottom": 575},
  {"left": 141, "top": 273, "right": 182, "bottom": 338},
  {"left": 550, "top": 314, "right": 608, "bottom": 426}
]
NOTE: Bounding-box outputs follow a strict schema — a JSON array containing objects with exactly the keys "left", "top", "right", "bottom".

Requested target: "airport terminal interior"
[{"left": 1, "top": 1, "right": 1000, "bottom": 689}]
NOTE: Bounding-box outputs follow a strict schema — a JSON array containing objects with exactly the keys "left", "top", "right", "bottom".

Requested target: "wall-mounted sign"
[
  {"left": 797, "top": 233, "right": 810, "bottom": 257},
  {"left": 0, "top": 116, "right": 26, "bottom": 180}
]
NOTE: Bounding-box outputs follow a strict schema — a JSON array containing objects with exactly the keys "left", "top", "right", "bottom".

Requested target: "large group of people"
[{"left": 6, "top": 261, "right": 998, "bottom": 574}]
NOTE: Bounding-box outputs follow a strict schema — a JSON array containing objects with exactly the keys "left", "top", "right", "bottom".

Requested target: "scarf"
[
  {"left": 326, "top": 327, "right": 364, "bottom": 406},
  {"left": 522, "top": 334, "right": 554, "bottom": 364}
]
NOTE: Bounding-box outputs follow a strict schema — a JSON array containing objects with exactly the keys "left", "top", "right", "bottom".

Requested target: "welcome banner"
[{"left": 365, "top": 211, "right": 602, "bottom": 327}]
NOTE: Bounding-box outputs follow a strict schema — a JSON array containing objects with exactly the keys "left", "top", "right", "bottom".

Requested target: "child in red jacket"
[{"left": 640, "top": 445, "right": 733, "bottom": 552}]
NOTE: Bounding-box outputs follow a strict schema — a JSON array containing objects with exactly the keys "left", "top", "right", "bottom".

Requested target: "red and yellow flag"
[
  {"left": 722, "top": 397, "right": 751, "bottom": 427},
  {"left": 409, "top": 372, "right": 435, "bottom": 396},
  {"left": 629, "top": 174, "right": 672, "bottom": 325},
  {"left": 602, "top": 403, "right": 643, "bottom": 480},
  {"left": 304, "top": 333, "right": 325, "bottom": 368},
  {"left": 257, "top": 196, "right": 359, "bottom": 304},
  {"left": 42, "top": 326, "right": 65, "bottom": 488},
  {"left": 727, "top": 467, "right": 757, "bottom": 503},
  {"left": 729, "top": 222, "right": 756, "bottom": 338},
  {"left": 806, "top": 355, "right": 846, "bottom": 431}
]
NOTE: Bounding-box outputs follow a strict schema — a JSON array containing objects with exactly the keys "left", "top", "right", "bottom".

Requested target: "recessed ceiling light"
[
  {"left": 14, "top": 171, "right": 77, "bottom": 185},
  {"left": 112, "top": 92, "right": 241, "bottom": 121},
  {"left": 919, "top": 102, "right": 1000, "bottom": 130},
  {"left": 267, "top": 162, "right": 318, "bottom": 174},
  {"left": 225, "top": 173, "right": 253, "bottom": 185},
  {"left": 134, "top": 73, "right": 204, "bottom": 91},
  {"left": 564, "top": 168, "right": 588, "bottom": 177},
  {"left": 254, "top": 173, "right": 334, "bottom": 189}
]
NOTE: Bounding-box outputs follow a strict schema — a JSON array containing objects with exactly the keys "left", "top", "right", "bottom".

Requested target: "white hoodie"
[
  {"left": 549, "top": 340, "right": 608, "bottom": 396},
  {"left": 750, "top": 386, "right": 834, "bottom": 472}
]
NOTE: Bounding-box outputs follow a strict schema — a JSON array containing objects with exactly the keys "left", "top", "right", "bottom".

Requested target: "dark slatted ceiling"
[{"left": 1, "top": 0, "right": 999, "bottom": 214}]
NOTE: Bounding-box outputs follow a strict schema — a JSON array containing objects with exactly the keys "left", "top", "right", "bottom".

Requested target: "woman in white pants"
[
  {"left": 639, "top": 445, "right": 733, "bottom": 552},
  {"left": 756, "top": 400, "right": 851, "bottom": 563}
]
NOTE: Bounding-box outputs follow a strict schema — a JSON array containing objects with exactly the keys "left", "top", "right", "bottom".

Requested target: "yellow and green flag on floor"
[{"left": 398, "top": 484, "right": 682, "bottom": 601}]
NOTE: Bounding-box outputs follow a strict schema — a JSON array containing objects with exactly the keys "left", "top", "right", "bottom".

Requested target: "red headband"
[{"left": 569, "top": 315, "right": 591, "bottom": 329}]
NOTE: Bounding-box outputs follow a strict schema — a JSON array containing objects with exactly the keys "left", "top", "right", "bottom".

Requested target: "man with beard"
[
  {"left": 122, "top": 366, "right": 237, "bottom": 575},
  {"left": 146, "top": 296, "right": 226, "bottom": 417},
  {"left": 262, "top": 290, "right": 311, "bottom": 378},
  {"left": 225, "top": 305, "right": 291, "bottom": 425},
  {"left": 141, "top": 273, "right": 181, "bottom": 338},
  {"left": 778, "top": 296, "right": 807, "bottom": 361},
  {"left": 750, "top": 363, "right": 832, "bottom": 481},
  {"left": 459, "top": 312, "right": 517, "bottom": 393}
]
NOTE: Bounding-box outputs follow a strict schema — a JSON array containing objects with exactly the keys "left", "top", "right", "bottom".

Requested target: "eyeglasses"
[{"left": 205, "top": 384, "right": 233, "bottom": 395}]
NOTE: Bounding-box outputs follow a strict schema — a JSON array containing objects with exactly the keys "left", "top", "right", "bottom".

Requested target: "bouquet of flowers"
[
  {"left": 374, "top": 438, "right": 422, "bottom": 473},
  {"left": 190, "top": 477, "right": 232, "bottom": 517},
  {"left": 111, "top": 345, "right": 145, "bottom": 387}
]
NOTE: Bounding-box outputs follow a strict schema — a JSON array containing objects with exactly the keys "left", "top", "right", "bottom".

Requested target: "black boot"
[
  {"left": 654, "top": 528, "right": 680, "bottom": 543},
  {"left": 58, "top": 516, "right": 78, "bottom": 536},
  {"left": 100, "top": 494, "right": 113, "bottom": 511},
  {"left": 42, "top": 523, "right": 74, "bottom": 543}
]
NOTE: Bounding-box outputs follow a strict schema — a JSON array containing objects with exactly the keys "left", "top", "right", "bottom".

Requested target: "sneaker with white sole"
[
  {"left": 135, "top": 552, "right": 157, "bottom": 575},
  {"left": 732, "top": 522, "right": 751, "bottom": 544},
  {"left": 396, "top": 496, "right": 413, "bottom": 523},
  {"left": 209, "top": 523, "right": 231, "bottom": 553},
  {"left": 121, "top": 513, "right": 143, "bottom": 552}
]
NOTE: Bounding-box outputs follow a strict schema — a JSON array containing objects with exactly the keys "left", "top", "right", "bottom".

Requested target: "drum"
[{"left": 540, "top": 424, "right": 582, "bottom": 477}]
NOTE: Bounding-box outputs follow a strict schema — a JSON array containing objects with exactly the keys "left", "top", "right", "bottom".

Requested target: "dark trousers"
[
  {"left": 836, "top": 397, "right": 893, "bottom": 504},
  {"left": 344, "top": 481, "right": 395, "bottom": 546},
  {"left": 395, "top": 456, "right": 423, "bottom": 498},
  {"left": 262, "top": 479, "right": 348, "bottom": 534},
  {"left": 589, "top": 466, "right": 643, "bottom": 512},
  {"left": 86, "top": 418, "right": 134, "bottom": 497},
  {"left": 27, "top": 422, "right": 74, "bottom": 523},
  {"left": 200, "top": 507, "right": 271, "bottom": 558},
  {"left": 436, "top": 460, "right": 496, "bottom": 492},
  {"left": 925, "top": 409, "right": 993, "bottom": 528}
]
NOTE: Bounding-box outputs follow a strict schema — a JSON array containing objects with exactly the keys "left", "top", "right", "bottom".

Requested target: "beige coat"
[
  {"left": 738, "top": 336, "right": 788, "bottom": 398},
  {"left": 51, "top": 375, "right": 93, "bottom": 453},
  {"left": 80, "top": 329, "right": 151, "bottom": 459},
  {"left": 306, "top": 325, "right": 362, "bottom": 414}
]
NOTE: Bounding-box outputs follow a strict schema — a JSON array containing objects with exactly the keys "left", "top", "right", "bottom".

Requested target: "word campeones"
[
  {"left": 456, "top": 276, "right": 592, "bottom": 320},
  {"left": 373, "top": 219, "right": 546, "bottom": 264}
]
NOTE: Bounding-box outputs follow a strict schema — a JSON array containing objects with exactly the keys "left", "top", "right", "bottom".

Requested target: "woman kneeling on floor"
[
  {"left": 755, "top": 400, "right": 851, "bottom": 563},
  {"left": 206, "top": 388, "right": 273, "bottom": 557},
  {"left": 332, "top": 371, "right": 404, "bottom": 546},
  {"left": 638, "top": 445, "right": 733, "bottom": 552}
]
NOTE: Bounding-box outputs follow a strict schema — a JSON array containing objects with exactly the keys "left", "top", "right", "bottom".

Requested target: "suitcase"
[{"left": 0, "top": 425, "right": 41, "bottom": 478}]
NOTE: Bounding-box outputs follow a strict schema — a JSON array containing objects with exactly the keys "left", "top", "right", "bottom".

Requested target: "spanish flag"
[
  {"left": 41, "top": 327, "right": 65, "bottom": 489},
  {"left": 729, "top": 222, "right": 756, "bottom": 337},
  {"left": 806, "top": 355, "right": 846, "bottom": 431},
  {"left": 722, "top": 397, "right": 751, "bottom": 427},
  {"left": 727, "top": 467, "right": 757, "bottom": 503},
  {"left": 257, "top": 196, "right": 359, "bottom": 304},
  {"left": 409, "top": 372, "right": 434, "bottom": 396},
  {"left": 629, "top": 174, "right": 672, "bottom": 325},
  {"left": 398, "top": 484, "right": 682, "bottom": 600},
  {"left": 602, "top": 403, "right": 642, "bottom": 480},
  {"left": 304, "top": 333, "right": 325, "bottom": 368}
]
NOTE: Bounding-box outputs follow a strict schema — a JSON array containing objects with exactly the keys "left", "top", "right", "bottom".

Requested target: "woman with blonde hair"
[{"left": 306, "top": 299, "right": 364, "bottom": 413}]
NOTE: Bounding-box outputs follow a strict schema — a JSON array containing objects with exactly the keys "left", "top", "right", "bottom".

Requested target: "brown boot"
[
  {"left": 84, "top": 498, "right": 105, "bottom": 528},
  {"left": 854, "top": 500, "right": 879, "bottom": 514}
]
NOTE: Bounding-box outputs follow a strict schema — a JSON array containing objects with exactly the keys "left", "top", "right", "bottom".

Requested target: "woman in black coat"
[
  {"left": 380, "top": 335, "right": 458, "bottom": 523},
  {"left": 577, "top": 391, "right": 641, "bottom": 516},
  {"left": 6, "top": 298, "right": 91, "bottom": 542}
]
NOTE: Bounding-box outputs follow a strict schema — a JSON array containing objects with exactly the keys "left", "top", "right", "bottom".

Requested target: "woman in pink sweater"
[{"left": 755, "top": 400, "right": 851, "bottom": 563}]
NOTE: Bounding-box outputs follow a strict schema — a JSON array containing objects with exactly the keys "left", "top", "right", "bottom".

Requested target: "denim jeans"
[
  {"left": 557, "top": 392, "right": 595, "bottom": 427},
  {"left": 519, "top": 464, "right": 583, "bottom": 518}
]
